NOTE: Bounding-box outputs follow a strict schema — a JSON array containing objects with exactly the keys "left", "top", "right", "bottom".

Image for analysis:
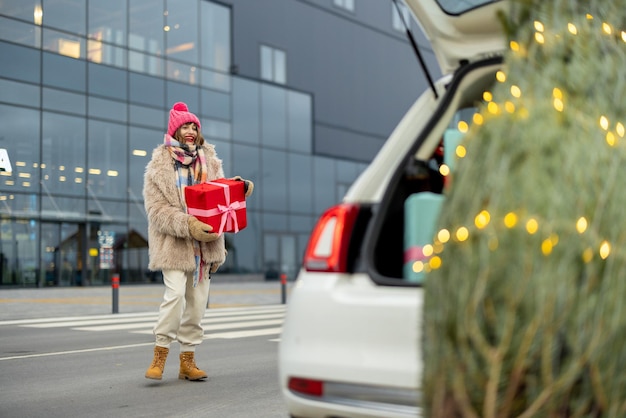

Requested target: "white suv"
[{"left": 279, "top": 1, "right": 508, "bottom": 417}]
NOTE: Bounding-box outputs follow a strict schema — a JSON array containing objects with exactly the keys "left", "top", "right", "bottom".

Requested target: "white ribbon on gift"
[{"left": 188, "top": 181, "right": 246, "bottom": 235}]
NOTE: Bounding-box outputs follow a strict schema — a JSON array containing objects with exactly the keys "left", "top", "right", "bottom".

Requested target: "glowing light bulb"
[
  {"left": 567, "top": 23, "right": 577, "bottom": 35},
  {"left": 535, "top": 33, "right": 545, "bottom": 44},
  {"left": 510, "top": 41, "right": 520, "bottom": 51},
  {"left": 606, "top": 131, "right": 616, "bottom": 147},
  {"left": 534, "top": 21, "right": 544, "bottom": 32},
  {"left": 576, "top": 217, "right": 588, "bottom": 233},
  {"left": 510, "top": 85, "right": 521, "bottom": 98},
  {"left": 483, "top": 91, "right": 493, "bottom": 102},
  {"left": 553, "top": 98, "right": 564, "bottom": 112},
  {"left": 429, "top": 256, "right": 442, "bottom": 269},
  {"left": 472, "top": 113, "right": 484, "bottom": 125},
  {"left": 582, "top": 248, "right": 593, "bottom": 263},
  {"left": 541, "top": 238, "right": 553, "bottom": 255},
  {"left": 455, "top": 145, "right": 467, "bottom": 159},
  {"left": 496, "top": 71, "right": 506, "bottom": 82},
  {"left": 602, "top": 22, "right": 612, "bottom": 34},
  {"left": 505, "top": 101, "right": 515, "bottom": 113},
  {"left": 457, "top": 121, "right": 469, "bottom": 133},
  {"left": 616, "top": 122, "right": 624, "bottom": 137},
  {"left": 487, "top": 102, "right": 500, "bottom": 115},
  {"left": 437, "top": 229, "right": 450, "bottom": 243}
]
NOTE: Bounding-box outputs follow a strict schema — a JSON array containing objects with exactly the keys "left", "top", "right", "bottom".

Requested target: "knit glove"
[
  {"left": 231, "top": 176, "right": 254, "bottom": 198},
  {"left": 210, "top": 262, "right": 220, "bottom": 274},
  {"left": 188, "top": 216, "right": 219, "bottom": 242}
]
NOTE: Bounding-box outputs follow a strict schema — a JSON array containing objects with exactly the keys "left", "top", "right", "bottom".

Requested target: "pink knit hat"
[{"left": 167, "top": 102, "right": 201, "bottom": 137}]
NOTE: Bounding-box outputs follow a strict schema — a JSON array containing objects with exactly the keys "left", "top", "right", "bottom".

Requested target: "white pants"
[{"left": 153, "top": 269, "right": 211, "bottom": 352}]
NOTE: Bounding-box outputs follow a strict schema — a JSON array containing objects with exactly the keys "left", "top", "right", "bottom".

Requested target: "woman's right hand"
[{"left": 188, "top": 217, "right": 219, "bottom": 242}]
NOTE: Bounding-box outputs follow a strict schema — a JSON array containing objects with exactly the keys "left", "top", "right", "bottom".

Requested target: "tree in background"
[{"left": 423, "top": 1, "right": 626, "bottom": 416}]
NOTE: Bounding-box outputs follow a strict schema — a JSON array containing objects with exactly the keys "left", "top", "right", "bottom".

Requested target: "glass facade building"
[{"left": 0, "top": 0, "right": 395, "bottom": 287}]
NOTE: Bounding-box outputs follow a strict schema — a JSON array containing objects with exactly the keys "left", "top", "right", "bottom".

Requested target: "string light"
[
  {"left": 599, "top": 241, "right": 611, "bottom": 259},
  {"left": 567, "top": 23, "right": 578, "bottom": 35},
  {"left": 600, "top": 115, "right": 609, "bottom": 130},
  {"left": 504, "top": 212, "right": 518, "bottom": 228},
  {"left": 576, "top": 217, "right": 588, "bottom": 233},
  {"left": 456, "top": 227, "right": 469, "bottom": 242},
  {"left": 474, "top": 210, "right": 490, "bottom": 229},
  {"left": 526, "top": 218, "right": 539, "bottom": 234},
  {"left": 510, "top": 85, "right": 522, "bottom": 98},
  {"left": 496, "top": 71, "right": 506, "bottom": 82},
  {"left": 455, "top": 145, "right": 467, "bottom": 159}
]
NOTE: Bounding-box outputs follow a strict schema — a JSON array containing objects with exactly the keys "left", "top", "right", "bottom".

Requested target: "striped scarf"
[{"left": 164, "top": 134, "right": 208, "bottom": 286}]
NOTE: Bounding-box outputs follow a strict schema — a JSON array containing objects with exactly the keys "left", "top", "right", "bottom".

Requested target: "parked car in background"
[{"left": 278, "top": 0, "right": 509, "bottom": 417}]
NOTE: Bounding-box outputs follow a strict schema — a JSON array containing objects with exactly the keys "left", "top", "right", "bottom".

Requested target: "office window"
[
  {"left": 392, "top": 2, "right": 411, "bottom": 32},
  {"left": 333, "top": 0, "right": 355, "bottom": 12},
  {"left": 260, "top": 45, "right": 286, "bottom": 84},
  {"left": 200, "top": 1, "right": 231, "bottom": 73},
  {"left": 165, "top": 0, "right": 199, "bottom": 65},
  {"left": 88, "top": 0, "right": 128, "bottom": 47}
]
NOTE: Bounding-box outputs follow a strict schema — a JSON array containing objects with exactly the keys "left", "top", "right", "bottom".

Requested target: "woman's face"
[{"left": 179, "top": 123, "right": 198, "bottom": 145}]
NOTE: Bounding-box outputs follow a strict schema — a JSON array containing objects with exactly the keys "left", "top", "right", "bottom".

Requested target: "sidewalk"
[{"left": 0, "top": 279, "right": 292, "bottom": 321}]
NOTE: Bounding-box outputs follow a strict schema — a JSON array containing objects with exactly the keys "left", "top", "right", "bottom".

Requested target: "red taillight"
[
  {"left": 288, "top": 377, "right": 323, "bottom": 397},
  {"left": 303, "top": 203, "right": 359, "bottom": 273}
]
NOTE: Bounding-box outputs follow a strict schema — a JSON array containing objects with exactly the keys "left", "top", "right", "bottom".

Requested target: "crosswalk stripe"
[
  {"left": 75, "top": 312, "right": 285, "bottom": 332},
  {"left": 132, "top": 318, "right": 284, "bottom": 335},
  {"left": 206, "top": 327, "right": 282, "bottom": 339}
]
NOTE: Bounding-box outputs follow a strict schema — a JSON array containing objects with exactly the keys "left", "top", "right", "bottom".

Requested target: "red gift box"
[{"left": 184, "top": 178, "right": 247, "bottom": 235}]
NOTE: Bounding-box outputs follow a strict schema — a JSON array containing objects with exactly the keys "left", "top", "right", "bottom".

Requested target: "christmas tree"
[{"left": 423, "top": 1, "right": 626, "bottom": 416}]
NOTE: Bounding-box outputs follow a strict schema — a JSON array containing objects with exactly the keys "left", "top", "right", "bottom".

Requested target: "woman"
[{"left": 143, "top": 102, "right": 253, "bottom": 381}]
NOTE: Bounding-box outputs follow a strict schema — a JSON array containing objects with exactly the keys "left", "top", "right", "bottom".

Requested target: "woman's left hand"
[{"left": 230, "top": 176, "right": 254, "bottom": 197}]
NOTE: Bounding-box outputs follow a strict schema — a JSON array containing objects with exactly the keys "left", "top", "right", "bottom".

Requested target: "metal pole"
[
  {"left": 112, "top": 273, "right": 119, "bottom": 314},
  {"left": 280, "top": 273, "right": 287, "bottom": 304}
]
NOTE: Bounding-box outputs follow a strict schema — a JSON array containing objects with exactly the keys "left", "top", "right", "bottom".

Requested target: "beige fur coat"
[{"left": 143, "top": 143, "right": 226, "bottom": 274}]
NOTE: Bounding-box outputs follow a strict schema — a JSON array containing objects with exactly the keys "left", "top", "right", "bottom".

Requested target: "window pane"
[
  {"left": 43, "top": 28, "right": 85, "bottom": 59},
  {"left": 200, "top": 1, "right": 230, "bottom": 72},
  {"left": 165, "top": 0, "right": 198, "bottom": 65},
  {"left": 88, "top": 63, "right": 128, "bottom": 100},
  {"left": 87, "top": 120, "right": 127, "bottom": 199},
  {"left": 289, "top": 154, "right": 312, "bottom": 214},
  {"left": 0, "top": 79, "right": 40, "bottom": 108},
  {"left": 42, "top": 51, "right": 86, "bottom": 92},
  {"left": 130, "top": 104, "right": 164, "bottom": 128},
  {"left": 261, "top": 149, "right": 287, "bottom": 212},
  {"left": 129, "top": 0, "right": 164, "bottom": 55},
  {"left": 202, "top": 119, "right": 231, "bottom": 140},
  {"left": 201, "top": 88, "right": 230, "bottom": 120},
  {"left": 233, "top": 78, "right": 259, "bottom": 144},
  {"left": 166, "top": 80, "right": 198, "bottom": 112},
  {"left": 88, "top": 0, "right": 127, "bottom": 47},
  {"left": 129, "top": 50, "right": 164, "bottom": 76},
  {"left": 43, "top": 0, "right": 86, "bottom": 36},
  {"left": 43, "top": 88, "right": 86, "bottom": 115},
  {"left": 41, "top": 112, "right": 86, "bottom": 197},
  {"left": 232, "top": 144, "right": 259, "bottom": 200},
  {"left": 129, "top": 73, "right": 165, "bottom": 107},
  {"left": 260, "top": 45, "right": 272, "bottom": 81},
  {"left": 88, "top": 97, "right": 128, "bottom": 123},
  {"left": 129, "top": 126, "right": 160, "bottom": 198},
  {"left": 88, "top": 40, "right": 127, "bottom": 68},
  {"left": 166, "top": 60, "right": 198, "bottom": 84},
  {"left": 314, "top": 157, "right": 336, "bottom": 214},
  {"left": 0, "top": 106, "right": 40, "bottom": 195},
  {"left": 261, "top": 84, "right": 287, "bottom": 148},
  {"left": 287, "top": 91, "right": 311, "bottom": 153},
  {"left": 0, "top": 0, "right": 41, "bottom": 22},
  {"left": 0, "top": 41, "right": 40, "bottom": 83},
  {"left": 0, "top": 16, "right": 41, "bottom": 48},
  {"left": 200, "top": 68, "right": 230, "bottom": 92},
  {"left": 274, "top": 49, "right": 286, "bottom": 84}
]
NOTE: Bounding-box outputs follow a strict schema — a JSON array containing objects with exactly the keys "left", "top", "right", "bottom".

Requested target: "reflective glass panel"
[
  {"left": 88, "top": 63, "right": 128, "bottom": 100},
  {"left": 0, "top": 16, "right": 41, "bottom": 47},
  {"left": 261, "top": 84, "right": 287, "bottom": 149},
  {"left": 200, "top": 68, "right": 230, "bottom": 93},
  {"left": 314, "top": 157, "right": 336, "bottom": 214},
  {"left": 42, "top": 51, "right": 86, "bottom": 92},
  {"left": 166, "top": 80, "right": 198, "bottom": 112},
  {"left": 87, "top": 120, "right": 127, "bottom": 199},
  {"left": 88, "top": 97, "right": 128, "bottom": 123},
  {"left": 0, "top": 42, "right": 40, "bottom": 83},
  {"left": 165, "top": 0, "right": 198, "bottom": 65},
  {"left": 166, "top": 60, "right": 199, "bottom": 84},
  {"left": 43, "top": 0, "right": 86, "bottom": 36},
  {"left": 261, "top": 149, "right": 287, "bottom": 212},
  {"left": 200, "top": 1, "right": 230, "bottom": 72},
  {"left": 41, "top": 111, "right": 86, "bottom": 197},
  {"left": 129, "top": 0, "right": 164, "bottom": 55},
  {"left": 233, "top": 78, "right": 259, "bottom": 144},
  {"left": 232, "top": 144, "right": 259, "bottom": 199},
  {"left": 287, "top": 91, "right": 312, "bottom": 153},
  {"left": 88, "top": 0, "right": 127, "bottom": 47},
  {"left": 88, "top": 40, "right": 127, "bottom": 68},
  {"left": 0, "top": 105, "right": 40, "bottom": 195},
  {"left": 43, "top": 87, "right": 86, "bottom": 115},
  {"left": 0, "top": 0, "right": 42, "bottom": 23},
  {"left": 288, "top": 154, "right": 312, "bottom": 214},
  {"left": 129, "top": 73, "right": 165, "bottom": 107},
  {"left": 201, "top": 88, "right": 230, "bottom": 120},
  {"left": 0, "top": 79, "right": 40, "bottom": 108},
  {"left": 129, "top": 50, "right": 164, "bottom": 77},
  {"left": 128, "top": 126, "right": 161, "bottom": 198}
]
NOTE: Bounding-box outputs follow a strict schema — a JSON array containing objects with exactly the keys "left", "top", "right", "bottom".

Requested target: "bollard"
[
  {"left": 280, "top": 273, "right": 287, "bottom": 304},
  {"left": 112, "top": 274, "right": 120, "bottom": 314}
]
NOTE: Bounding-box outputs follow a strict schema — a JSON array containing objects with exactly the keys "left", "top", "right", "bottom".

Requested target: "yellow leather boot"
[
  {"left": 179, "top": 351, "right": 208, "bottom": 380},
  {"left": 145, "top": 346, "right": 169, "bottom": 380}
]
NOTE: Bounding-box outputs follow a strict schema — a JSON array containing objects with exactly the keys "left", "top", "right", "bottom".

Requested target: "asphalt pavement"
[{"left": 0, "top": 277, "right": 292, "bottom": 320}]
